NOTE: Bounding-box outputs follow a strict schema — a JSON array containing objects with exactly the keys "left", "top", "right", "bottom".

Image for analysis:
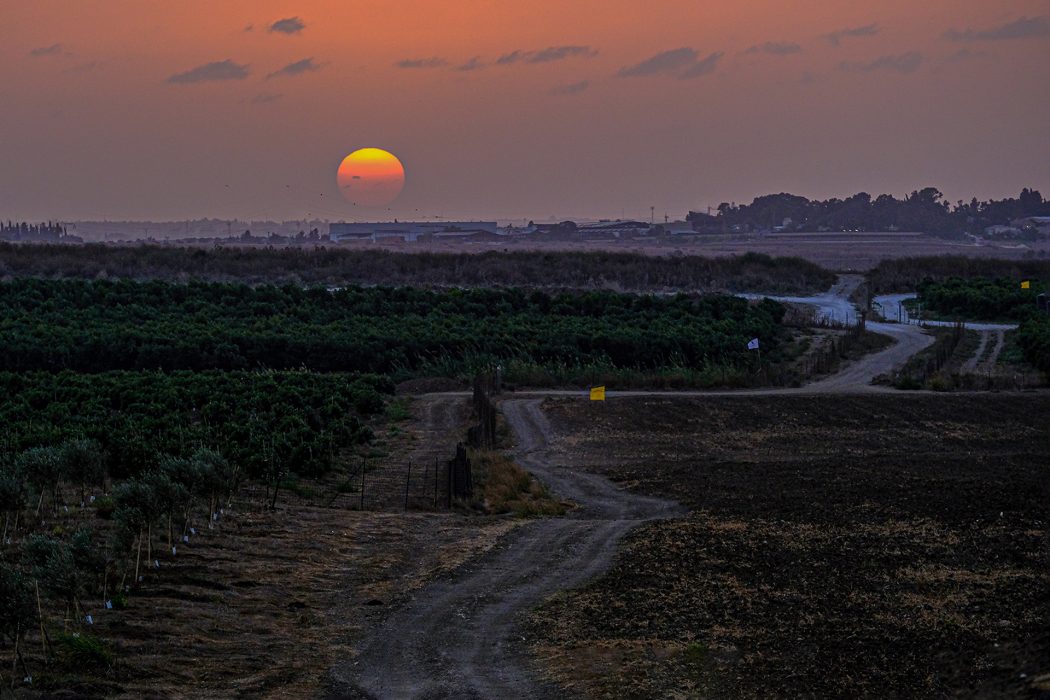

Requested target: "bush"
[
  {"left": 93, "top": 496, "right": 115, "bottom": 520},
  {"left": 0, "top": 564, "right": 35, "bottom": 646},
  {"left": 54, "top": 633, "right": 114, "bottom": 670}
]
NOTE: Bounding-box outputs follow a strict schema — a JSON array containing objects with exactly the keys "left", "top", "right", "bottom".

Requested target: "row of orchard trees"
[
  {"left": 0, "top": 279, "right": 789, "bottom": 378},
  {"left": 0, "top": 244, "right": 835, "bottom": 295},
  {"left": 0, "top": 370, "right": 388, "bottom": 685},
  {"left": 0, "top": 440, "right": 239, "bottom": 683},
  {"left": 916, "top": 277, "right": 1046, "bottom": 322},
  {"left": 1018, "top": 317, "right": 1050, "bottom": 374}
]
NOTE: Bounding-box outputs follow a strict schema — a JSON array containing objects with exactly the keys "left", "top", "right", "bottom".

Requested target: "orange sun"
[{"left": 336, "top": 148, "right": 405, "bottom": 207}]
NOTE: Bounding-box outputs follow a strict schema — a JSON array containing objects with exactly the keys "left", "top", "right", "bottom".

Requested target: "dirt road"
[
  {"left": 330, "top": 278, "right": 953, "bottom": 698},
  {"left": 739, "top": 273, "right": 862, "bottom": 324},
  {"left": 334, "top": 400, "right": 682, "bottom": 698}
]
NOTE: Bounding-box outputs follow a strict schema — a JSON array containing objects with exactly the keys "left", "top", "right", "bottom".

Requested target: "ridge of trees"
[
  {"left": 688, "top": 187, "right": 1049, "bottom": 238},
  {"left": 0, "top": 245, "right": 835, "bottom": 295}
]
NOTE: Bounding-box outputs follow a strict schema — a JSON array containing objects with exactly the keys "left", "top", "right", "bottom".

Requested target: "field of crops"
[
  {"left": 915, "top": 276, "right": 1045, "bottom": 322},
  {"left": 0, "top": 279, "right": 789, "bottom": 383},
  {"left": 868, "top": 256, "right": 1050, "bottom": 293},
  {"left": 0, "top": 244, "right": 836, "bottom": 295}
]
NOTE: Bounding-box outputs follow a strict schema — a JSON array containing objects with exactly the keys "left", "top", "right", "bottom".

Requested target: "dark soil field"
[{"left": 527, "top": 394, "right": 1050, "bottom": 698}]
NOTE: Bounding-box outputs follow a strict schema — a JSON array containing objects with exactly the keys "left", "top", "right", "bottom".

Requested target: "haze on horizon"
[{"left": 1, "top": 0, "right": 1048, "bottom": 223}]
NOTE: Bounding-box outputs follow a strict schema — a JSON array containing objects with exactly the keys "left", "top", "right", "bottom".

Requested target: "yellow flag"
[
  {"left": 589, "top": 386, "right": 606, "bottom": 401},
  {"left": 1021, "top": 280, "right": 1030, "bottom": 289}
]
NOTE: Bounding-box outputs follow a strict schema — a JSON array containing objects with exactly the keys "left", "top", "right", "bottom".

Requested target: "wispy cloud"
[
  {"left": 824, "top": 24, "right": 879, "bottom": 46},
  {"left": 29, "top": 43, "right": 64, "bottom": 57},
  {"left": 251, "top": 93, "right": 283, "bottom": 105},
  {"left": 269, "top": 17, "right": 305, "bottom": 35},
  {"left": 839, "top": 51, "right": 923, "bottom": 74},
  {"left": 63, "top": 61, "right": 99, "bottom": 74},
  {"left": 944, "top": 16, "right": 1049, "bottom": 41},
  {"left": 617, "top": 48, "right": 699, "bottom": 77},
  {"left": 617, "top": 48, "right": 722, "bottom": 79},
  {"left": 549, "top": 80, "right": 590, "bottom": 95},
  {"left": 744, "top": 41, "right": 802, "bottom": 55},
  {"left": 456, "top": 56, "right": 484, "bottom": 71},
  {"left": 396, "top": 57, "right": 448, "bottom": 69},
  {"left": 167, "top": 59, "right": 250, "bottom": 84},
  {"left": 680, "top": 52, "right": 723, "bottom": 78},
  {"left": 266, "top": 58, "right": 322, "bottom": 79},
  {"left": 945, "top": 47, "right": 992, "bottom": 62},
  {"left": 498, "top": 45, "right": 597, "bottom": 65}
]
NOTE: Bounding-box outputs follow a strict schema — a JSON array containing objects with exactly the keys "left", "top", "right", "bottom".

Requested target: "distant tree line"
[
  {"left": 688, "top": 187, "right": 1049, "bottom": 238},
  {"left": 0, "top": 245, "right": 835, "bottom": 295},
  {"left": 0, "top": 222, "right": 81, "bottom": 243}
]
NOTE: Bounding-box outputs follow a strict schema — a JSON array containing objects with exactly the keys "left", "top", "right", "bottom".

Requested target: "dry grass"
[{"left": 468, "top": 449, "right": 568, "bottom": 518}]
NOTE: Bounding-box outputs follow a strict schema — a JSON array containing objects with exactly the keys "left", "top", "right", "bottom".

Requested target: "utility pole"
[{"left": 650, "top": 206, "right": 655, "bottom": 225}]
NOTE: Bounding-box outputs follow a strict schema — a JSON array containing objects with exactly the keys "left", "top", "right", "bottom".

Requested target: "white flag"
[{"left": 747, "top": 338, "right": 760, "bottom": 350}]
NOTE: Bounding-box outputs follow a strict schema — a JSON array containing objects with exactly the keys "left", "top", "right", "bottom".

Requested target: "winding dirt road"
[
  {"left": 330, "top": 278, "right": 950, "bottom": 698},
  {"left": 334, "top": 400, "right": 682, "bottom": 698}
]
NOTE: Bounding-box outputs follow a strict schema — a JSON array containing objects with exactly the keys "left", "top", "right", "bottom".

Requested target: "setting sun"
[{"left": 336, "top": 148, "right": 405, "bottom": 207}]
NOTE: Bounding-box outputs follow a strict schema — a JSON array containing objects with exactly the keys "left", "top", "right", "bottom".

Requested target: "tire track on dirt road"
[
  {"left": 962, "top": 331, "right": 990, "bottom": 374},
  {"left": 330, "top": 399, "right": 683, "bottom": 699},
  {"left": 981, "top": 329, "right": 1006, "bottom": 372}
]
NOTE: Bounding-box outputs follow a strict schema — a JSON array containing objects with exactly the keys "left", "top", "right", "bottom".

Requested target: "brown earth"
[{"left": 525, "top": 394, "right": 1050, "bottom": 699}]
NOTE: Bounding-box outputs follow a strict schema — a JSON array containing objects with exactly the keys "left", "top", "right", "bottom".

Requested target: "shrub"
[{"left": 54, "top": 633, "right": 114, "bottom": 670}]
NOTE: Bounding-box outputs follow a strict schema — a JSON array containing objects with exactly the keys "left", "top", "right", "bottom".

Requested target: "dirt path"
[
  {"left": 329, "top": 278, "right": 957, "bottom": 698},
  {"left": 334, "top": 399, "right": 682, "bottom": 698},
  {"left": 740, "top": 273, "right": 863, "bottom": 325},
  {"left": 962, "top": 331, "right": 991, "bottom": 373},
  {"left": 872, "top": 293, "right": 1018, "bottom": 331},
  {"left": 981, "top": 329, "right": 1006, "bottom": 372},
  {"left": 801, "top": 321, "right": 933, "bottom": 392}
]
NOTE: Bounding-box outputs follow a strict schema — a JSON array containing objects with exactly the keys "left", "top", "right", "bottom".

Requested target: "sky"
[{"left": 1, "top": 0, "right": 1048, "bottom": 223}]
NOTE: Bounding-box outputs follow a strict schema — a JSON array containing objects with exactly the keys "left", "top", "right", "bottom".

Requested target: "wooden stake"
[{"left": 34, "top": 582, "right": 49, "bottom": 664}]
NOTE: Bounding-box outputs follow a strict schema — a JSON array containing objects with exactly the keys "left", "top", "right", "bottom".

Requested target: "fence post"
[
  {"left": 446, "top": 455, "right": 453, "bottom": 509},
  {"left": 359, "top": 459, "right": 366, "bottom": 510},
  {"left": 404, "top": 461, "right": 412, "bottom": 512}
]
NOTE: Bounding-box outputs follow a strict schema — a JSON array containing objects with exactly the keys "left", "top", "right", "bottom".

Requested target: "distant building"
[
  {"left": 329, "top": 221, "right": 499, "bottom": 243},
  {"left": 576, "top": 220, "right": 652, "bottom": 239},
  {"left": 663, "top": 221, "right": 695, "bottom": 235}
]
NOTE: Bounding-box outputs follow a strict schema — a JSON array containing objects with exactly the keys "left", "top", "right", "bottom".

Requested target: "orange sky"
[{"left": 1, "top": 0, "right": 1048, "bottom": 221}]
